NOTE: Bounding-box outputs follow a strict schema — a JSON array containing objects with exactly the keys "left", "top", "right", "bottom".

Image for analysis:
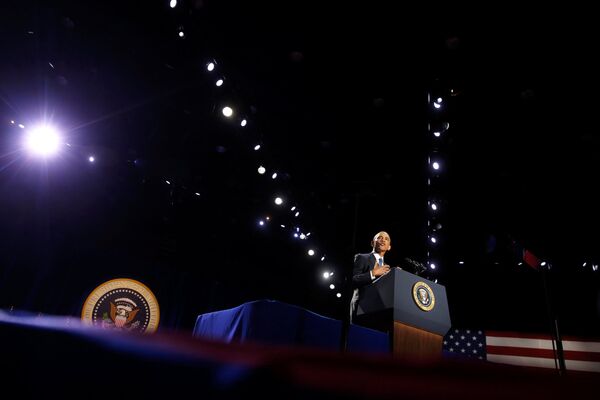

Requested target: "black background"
[{"left": 1, "top": 0, "right": 599, "bottom": 336}]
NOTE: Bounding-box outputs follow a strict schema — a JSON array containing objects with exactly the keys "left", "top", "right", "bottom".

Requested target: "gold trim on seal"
[
  {"left": 412, "top": 281, "right": 435, "bottom": 311},
  {"left": 81, "top": 278, "right": 160, "bottom": 333}
]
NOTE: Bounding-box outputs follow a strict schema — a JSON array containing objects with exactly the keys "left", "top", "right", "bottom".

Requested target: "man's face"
[{"left": 372, "top": 232, "right": 391, "bottom": 253}]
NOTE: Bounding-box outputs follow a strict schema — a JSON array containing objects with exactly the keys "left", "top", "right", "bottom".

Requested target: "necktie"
[{"left": 378, "top": 258, "right": 383, "bottom": 266}]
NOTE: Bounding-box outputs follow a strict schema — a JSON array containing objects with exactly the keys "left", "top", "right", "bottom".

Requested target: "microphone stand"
[{"left": 541, "top": 263, "right": 567, "bottom": 374}]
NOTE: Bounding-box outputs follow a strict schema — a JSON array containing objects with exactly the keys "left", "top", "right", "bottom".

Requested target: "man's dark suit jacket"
[
  {"left": 350, "top": 252, "right": 377, "bottom": 322},
  {"left": 352, "top": 252, "right": 377, "bottom": 289}
]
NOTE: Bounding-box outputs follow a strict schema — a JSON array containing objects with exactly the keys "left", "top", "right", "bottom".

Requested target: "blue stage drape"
[{"left": 193, "top": 299, "right": 389, "bottom": 353}]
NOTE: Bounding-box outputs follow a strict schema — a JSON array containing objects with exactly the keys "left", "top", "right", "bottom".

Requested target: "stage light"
[
  {"left": 294, "top": 211, "right": 300, "bottom": 217},
  {"left": 240, "top": 119, "right": 247, "bottom": 127},
  {"left": 178, "top": 30, "right": 185, "bottom": 38},
  {"left": 430, "top": 236, "right": 437, "bottom": 243},
  {"left": 323, "top": 272, "right": 330, "bottom": 279},
  {"left": 258, "top": 220, "right": 265, "bottom": 226},
  {"left": 433, "top": 122, "right": 450, "bottom": 137},
  {"left": 336, "top": 293, "right": 341, "bottom": 298},
  {"left": 329, "top": 284, "right": 335, "bottom": 290},
  {"left": 432, "top": 161, "right": 440, "bottom": 170},
  {"left": 290, "top": 206, "right": 296, "bottom": 211},
  {"left": 271, "top": 172, "right": 277, "bottom": 179},
  {"left": 24, "top": 125, "right": 61, "bottom": 157},
  {"left": 254, "top": 144, "right": 261, "bottom": 151},
  {"left": 293, "top": 233, "right": 299, "bottom": 238},
  {"left": 308, "top": 249, "right": 315, "bottom": 256},
  {"left": 222, "top": 106, "right": 233, "bottom": 117},
  {"left": 320, "top": 256, "right": 325, "bottom": 261},
  {"left": 165, "top": 180, "right": 171, "bottom": 184},
  {"left": 430, "top": 263, "right": 436, "bottom": 269},
  {"left": 430, "top": 202, "right": 438, "bottom": 211},
  {"left": 207, "top": 62, "right": 215, "bottom": 72},
  {"left": 170, "top": 0, "right": 177, "bottom": 8},
  {"left": 216, "top": 79, "right": 223, "bottom": 87},
  {"left": 88, "top": 156, "right": 95, "bottom": 163},
  {"left": 274, "top": 197, "right": 283, "bottom": 205},
  {"left": 257, "top": 166, "right": 266, "bottom": 174},
  {"left": 18, "top": 124, "right": 25, "bottom": 129},
  {"left": 299, "top": 234, "right": 306, "bottom": 240}
]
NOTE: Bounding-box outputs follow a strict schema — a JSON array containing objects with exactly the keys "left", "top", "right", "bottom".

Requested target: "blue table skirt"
[{"left": 193, "top": 299, "right": 389, "bottom": 353}]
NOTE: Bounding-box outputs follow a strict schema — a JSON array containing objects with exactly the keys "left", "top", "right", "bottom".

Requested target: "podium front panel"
[{"left": 356, "top": 268, "right": 451, "bottom": 336}]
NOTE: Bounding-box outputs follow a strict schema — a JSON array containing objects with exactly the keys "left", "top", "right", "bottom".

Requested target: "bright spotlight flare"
[
  {"left": 222, "top": 106, "right": 233, "bottom": 118},
  {"left": 25, "top": 125, "right": 61, "bottom": 157}
]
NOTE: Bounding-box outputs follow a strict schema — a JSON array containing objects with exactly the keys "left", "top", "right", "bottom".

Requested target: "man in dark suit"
[{"left": 349, "top": 231, "right": 392, "bottom": 322}]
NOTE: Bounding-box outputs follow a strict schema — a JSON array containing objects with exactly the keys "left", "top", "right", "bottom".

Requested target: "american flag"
[
  {"left": 443, "top": 328, "right": 487, "bottom": 360},
  {"left": 444, "top": 329, "right": 600, "bottom": 373}
]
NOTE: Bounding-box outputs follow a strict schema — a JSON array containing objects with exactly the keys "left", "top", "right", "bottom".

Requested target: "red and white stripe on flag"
[{"left": 486, "top": 331, "right": 600, "bottom": 373}]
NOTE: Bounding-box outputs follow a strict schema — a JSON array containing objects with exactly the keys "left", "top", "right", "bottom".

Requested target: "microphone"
[{"left": 403, "top": 257, "right": 427, "bottom": 275}]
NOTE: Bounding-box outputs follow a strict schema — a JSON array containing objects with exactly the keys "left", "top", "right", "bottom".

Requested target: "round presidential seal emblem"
[
  {"left": 81, "top": 278, "right": 160, "bottom": 333},
  {"left": 412, "top": 281, "right": 435, "bottom": 311}
]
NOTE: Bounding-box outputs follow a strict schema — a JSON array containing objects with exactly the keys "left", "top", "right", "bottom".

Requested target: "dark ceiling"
[{"left": 1, "top": 0, "right": 599, "bottom": 334}]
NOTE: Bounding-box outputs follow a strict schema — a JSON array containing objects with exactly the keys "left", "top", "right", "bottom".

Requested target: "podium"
[{"left": 355, "top": 268, "right": 451, "bottom": 359}]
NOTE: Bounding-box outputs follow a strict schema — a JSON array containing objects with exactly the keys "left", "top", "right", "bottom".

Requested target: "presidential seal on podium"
[{"left": 412, "top": 281, "right": 435, "bottom": 312}]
